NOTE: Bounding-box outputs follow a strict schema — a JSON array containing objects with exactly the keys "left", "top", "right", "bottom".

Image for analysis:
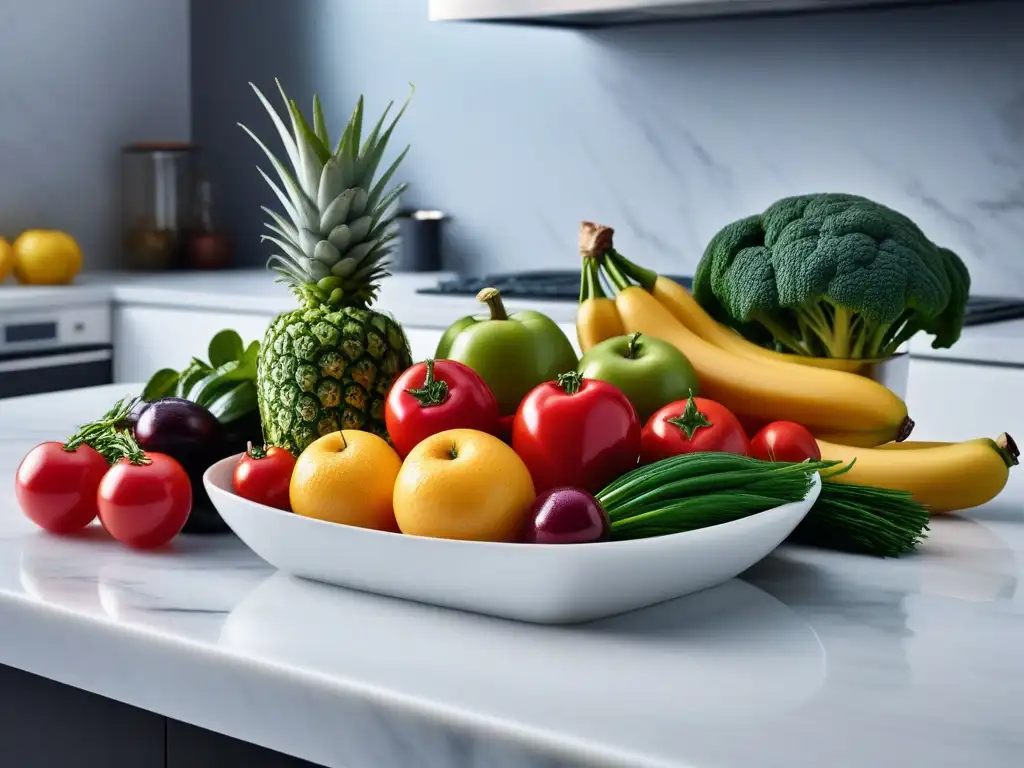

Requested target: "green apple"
[{"left": 577, "top": 332, "right": 700, "bottom": 424}]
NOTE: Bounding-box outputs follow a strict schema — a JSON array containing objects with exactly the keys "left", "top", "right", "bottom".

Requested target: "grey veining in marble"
[
  {"left": 193, "top": 0, "right": 1024, "bottom": 297},
  {"left": 2, "top": 385, "right": 1024, "bottom": 767}
]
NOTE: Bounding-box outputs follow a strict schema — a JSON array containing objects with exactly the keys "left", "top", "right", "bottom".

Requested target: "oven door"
[{"left": 0, "top": 345, "right": 114, "bottom": 399}]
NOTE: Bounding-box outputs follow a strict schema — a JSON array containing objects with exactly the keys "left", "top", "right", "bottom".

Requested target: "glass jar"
[{"left": 120, "top": 142, "right": 198, "bottom": 270}]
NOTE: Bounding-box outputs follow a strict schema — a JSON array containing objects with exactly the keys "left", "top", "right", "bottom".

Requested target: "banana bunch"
[
  {"left": 820, "top": 435, "right": 1020, "bottom": 513},
  {"left": 574, "top": 221, "right": 912, "bottom": 447}
]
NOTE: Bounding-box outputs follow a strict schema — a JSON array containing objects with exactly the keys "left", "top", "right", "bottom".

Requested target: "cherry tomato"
[
  {"left": 751, "top": 421, "right": 822, "bottom": 463},
  {"left": 97, "top": 452, "right": 192, "bottom": 550},
  {"left": 385, "top": 359, "right": 501, "bottom": 458},
  {"left": 15, "top": 442, "right": 109, "bottom": 533},
  {"left": 641, "top": 395, "right": 751, "bottom": 464},
  {"left": 232, "top": 443, "right": 296, "bottom": 510},
  {"left": 512, "top": 371, "right": 641, "bottom": 495}
]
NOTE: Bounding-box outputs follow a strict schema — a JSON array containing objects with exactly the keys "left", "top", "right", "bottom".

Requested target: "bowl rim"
[{"left": 203, "top": 453, "right": 820, "bottom": 553}]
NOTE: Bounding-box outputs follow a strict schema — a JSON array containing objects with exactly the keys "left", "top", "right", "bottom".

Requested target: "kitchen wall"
[
  {"left": 0, "top": 0, "right": 191, "bottom": 271},
  {"left": 191, "top": 0, "right": 1024, "bottom": 297}
]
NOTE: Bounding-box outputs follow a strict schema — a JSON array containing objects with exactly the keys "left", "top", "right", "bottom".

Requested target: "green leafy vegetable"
[
  {"left": 208, "top": 329, "right": 245, "bottom": 368},
  {"left": 140, "top": 329, "right": 262, "bottom": 425},
  {"left": 693, "top": 193, "right": 970, "bottom": 359},
  {"left": 596, "top": 452, "right": 929, "bottom": 557}
]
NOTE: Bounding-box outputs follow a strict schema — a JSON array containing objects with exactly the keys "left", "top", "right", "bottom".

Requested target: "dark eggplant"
[{"left": 134, "top": 397, "right": 230, "bottom": 534}]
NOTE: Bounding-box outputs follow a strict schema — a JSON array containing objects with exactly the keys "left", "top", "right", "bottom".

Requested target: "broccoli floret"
[{"left": 693, "top": 193, "right": 971, "bottom": 359}]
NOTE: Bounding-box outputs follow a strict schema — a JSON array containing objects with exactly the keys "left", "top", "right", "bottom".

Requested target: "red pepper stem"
[
  {"left": 556, "top": 371, "right": 584, "bottom": 395},
  {"left": 404, "top": 359, "right": 450, "bottom": 407},
  {"left": 476, "top": 287, "right": 509, "bottom": 321}
]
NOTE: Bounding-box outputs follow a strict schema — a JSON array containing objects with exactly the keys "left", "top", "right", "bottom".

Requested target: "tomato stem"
[
  {"left": 476, "top": 287, "right": 509, "bottom": 321},
  {"left": 404, "top": 359, "right": 450, "bottom": 407},
  {"left": 246, "top": 441, "right": 268, "bottom": 460},
  {"left": 627, "top": 332, "right": 641, "bottom": 360},
  {"left": 666, "top": 393, "right": 713, "bottom": 440},
  {"left": 63, "top": 396, "right": 141, "bottom": 463},
  {"left": 556, "top": 371, "right": 584, "bottom": 396}
]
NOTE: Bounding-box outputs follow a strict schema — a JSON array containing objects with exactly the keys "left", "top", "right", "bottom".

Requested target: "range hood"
[{"left": 429, "top": 0, "right": 949, "bottom": 26}]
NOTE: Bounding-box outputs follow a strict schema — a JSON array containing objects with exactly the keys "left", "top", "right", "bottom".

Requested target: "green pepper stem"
[
  {"left": 556, "top": 371, "right": 584, "bottom": 395},
  {"left": 606, "top": 249, "right": 658, "bottom": 293},
  {"left": 579, "top": 257, "right": 608, "bottom": 304},
  {"left": 476, "top": 287, "right": 509, "bottom": 321},
  {"left": 627, "top": 332, "right": 641, "bottom": 359},
  {"left": 405, "top": 359, "right": 450, "bottom": 407}
]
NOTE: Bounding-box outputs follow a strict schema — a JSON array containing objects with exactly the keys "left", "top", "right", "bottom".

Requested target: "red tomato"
[
  {"left": 15, "top": 442, "right": 109, "bottom": 533},
  {"left": 385, "top": 359, "right": 501, "bottom": 458},
  {"left": 751, "top": 421, "right": 822, "bottom": 463},
  {"left": 232, "top": 443, "right": 296, "bottom": 510},
  {"left": 641, "top": 396, "right": 751, "bottom": 464},
  {"left": 512, "top": 371, "right": 641, "bottom": 495},
  {"left": 97, "top": 453, "right": 192, "bottom": 550}
]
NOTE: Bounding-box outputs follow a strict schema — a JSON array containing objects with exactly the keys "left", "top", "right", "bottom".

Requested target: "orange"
[
  {"left": 12, "top": 229, "right": 83, "bottom": 285},
  {"left": 393, "top": 428, "right": 536, "bottom": 542},
  {"left": 289, "top": 430, "right": 401, "bottom": 531}
]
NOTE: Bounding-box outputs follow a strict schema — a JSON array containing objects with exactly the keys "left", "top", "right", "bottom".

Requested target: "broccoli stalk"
[{"left": 693, "top": 194, "right": 970, "bottom": 359}]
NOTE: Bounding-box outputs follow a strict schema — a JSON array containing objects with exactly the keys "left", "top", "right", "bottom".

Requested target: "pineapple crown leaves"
[{"left": 238, "top": 79, "right": 414, "bottom": 310}]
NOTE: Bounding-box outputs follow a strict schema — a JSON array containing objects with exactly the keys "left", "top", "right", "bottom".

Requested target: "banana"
[
  {"left": 813, "top": 426, "right": 904, "bottom": 448},
  {"left": 817, "top": 434, "right": 1020, "bottom": 513},
  {"left": 576, "top": 222, "right": 626, "bottom": 352},
  {"left": 609, "top": 278, "right": 913, "bottom": 441}
]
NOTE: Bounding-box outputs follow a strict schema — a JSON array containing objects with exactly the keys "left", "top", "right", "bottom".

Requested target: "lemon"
[
  {"left": 0, "top": 237, "right": 12, "bottom": 283},
  {"left": 12, "top": 230, "right": 83, "bottom": 285}
]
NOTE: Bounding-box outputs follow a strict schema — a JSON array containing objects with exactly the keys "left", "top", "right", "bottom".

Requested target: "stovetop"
[{"left": 418, "top": 270, "right": 1024, "bottom": 327}]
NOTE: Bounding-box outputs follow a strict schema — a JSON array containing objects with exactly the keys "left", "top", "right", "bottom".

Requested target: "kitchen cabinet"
[
  {"left": 0, "top": 663, "right": 164, "bottom": 768},
  {"left": 112, "top": 306, "right": 448, "bottom": 384},
  {"left": 428, "top": 0, "right": 939, "bottom": 26},
  {"left": 0, "top": 663, "right": 325, "bottom": 768}
]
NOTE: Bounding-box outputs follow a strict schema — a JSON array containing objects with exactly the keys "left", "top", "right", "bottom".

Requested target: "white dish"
[{"left": 204, "top": 454, "right": 820, "bottom": 624}]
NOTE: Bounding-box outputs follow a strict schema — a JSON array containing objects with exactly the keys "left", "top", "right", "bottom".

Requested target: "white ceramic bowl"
[{"left": 204, "top": 454, "right": 820, "bottom": 624}]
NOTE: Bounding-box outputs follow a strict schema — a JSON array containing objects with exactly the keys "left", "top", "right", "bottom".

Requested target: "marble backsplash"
[{"left": 192, "top": 0, "right": 1024, "bottom": 296}]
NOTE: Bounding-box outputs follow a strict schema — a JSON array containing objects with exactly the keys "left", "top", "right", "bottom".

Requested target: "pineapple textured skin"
[
  {"left": 240, "top": 78, "right": 416, "bottom": 454},
  {"left": 259, "top": 305, "right": 412, "bottom": 454}
]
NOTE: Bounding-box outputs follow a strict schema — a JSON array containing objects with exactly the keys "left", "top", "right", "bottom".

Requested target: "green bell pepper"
[{"left": 435, "top": 287, "right": 579, "bottom": 415}]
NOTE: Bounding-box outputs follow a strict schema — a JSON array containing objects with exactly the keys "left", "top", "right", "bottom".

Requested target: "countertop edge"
[{"left": 0, "top": 583, "right": 677, "bottom": 768}]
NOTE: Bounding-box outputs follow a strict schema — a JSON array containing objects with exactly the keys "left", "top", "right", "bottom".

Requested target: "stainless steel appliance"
[
  {"left": 0, "top": 303, "right": 113, "bottom": 399},
  {"left": 419, "top": 271, "right": 1024, "bottom": 326}
]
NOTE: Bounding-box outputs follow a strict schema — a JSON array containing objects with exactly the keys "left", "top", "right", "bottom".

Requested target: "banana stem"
[
  {"left": 579, "top": 257, "right": 608, "bottom": 304},
  {"left": 606, "top": 249, "right": 657, "bottom": 292},
  {"left": 995, "top": 433, "right": 1020, "bottom": 467},
  {"left": 602, "top": 257, "right": 633, "bottom": 293}
]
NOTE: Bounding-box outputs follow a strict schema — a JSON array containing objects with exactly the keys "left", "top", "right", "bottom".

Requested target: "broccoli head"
[{"left": 693, "top": 193, "right": 971, "bottom": 359}]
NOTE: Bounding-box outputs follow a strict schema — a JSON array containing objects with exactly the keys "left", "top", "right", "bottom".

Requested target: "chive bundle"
[{"left": 595, "top": 453, "right": 929, "bottom": 557}]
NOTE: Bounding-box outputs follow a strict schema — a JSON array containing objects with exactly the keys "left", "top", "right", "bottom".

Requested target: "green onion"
[{"left": 595, "top": 452, "right": 929, "bottom": 557}]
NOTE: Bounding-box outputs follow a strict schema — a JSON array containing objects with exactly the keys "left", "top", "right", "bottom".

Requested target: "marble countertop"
[
  {"left": 2, "top": 270, "right": 1023, "bottom": 366},
  {"left": 2, "top": 385, "right": 1024, "bottom": 767}
]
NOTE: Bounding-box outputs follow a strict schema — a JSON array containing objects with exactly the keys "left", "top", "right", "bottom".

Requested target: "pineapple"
[{"left": 240, "top": 80, "right": 415, "bottom": 454}]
